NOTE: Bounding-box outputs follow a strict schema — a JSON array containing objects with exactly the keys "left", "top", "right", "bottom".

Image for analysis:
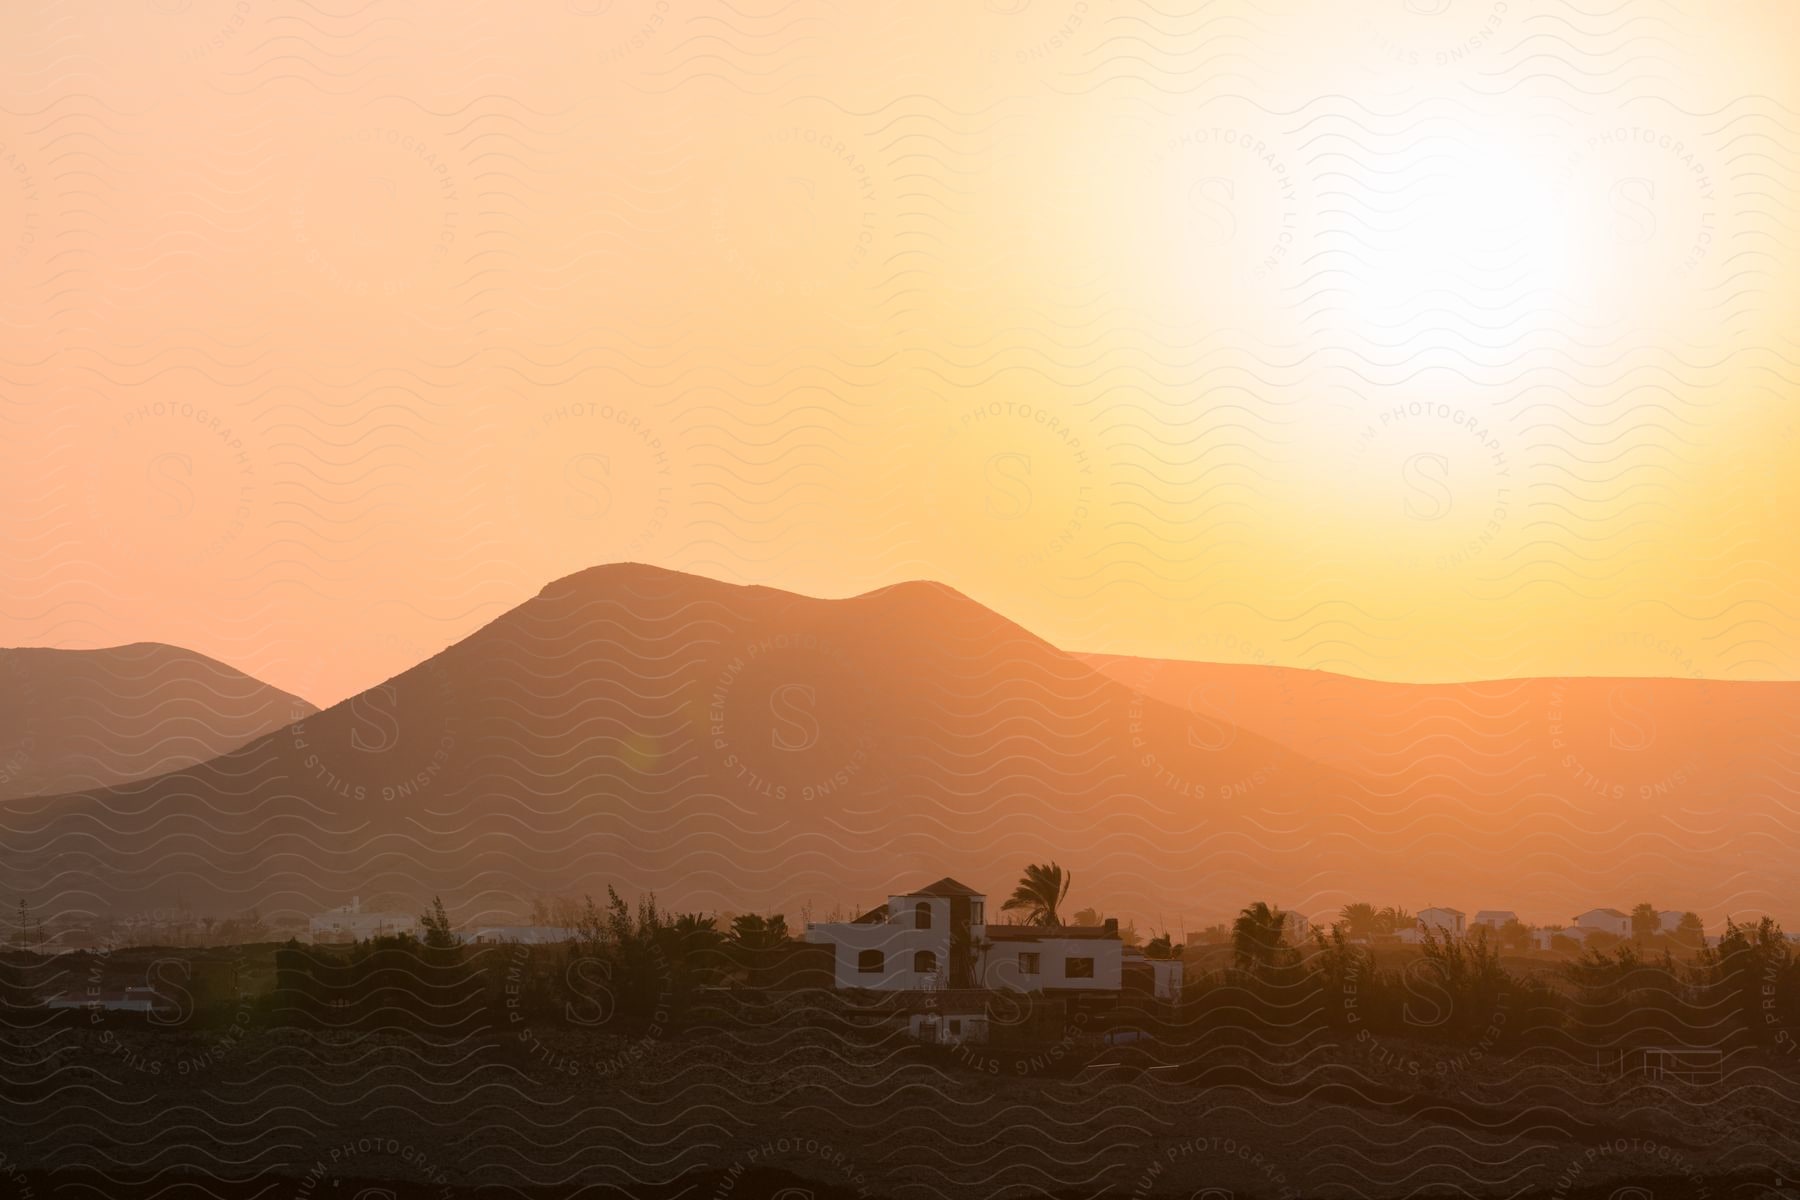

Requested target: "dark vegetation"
[
  {"left": 264, "top": 890, "right": 815, "bottom": 1037},
  {"left": 4, "top": 893, "right": 1798, "bottom": 1200},
  {"left": 1185, "top": 905, "right": 1800, "bottom": 1064},
  {"left": 7, "top": 889, "right": 1797, "bottom": 1072}
]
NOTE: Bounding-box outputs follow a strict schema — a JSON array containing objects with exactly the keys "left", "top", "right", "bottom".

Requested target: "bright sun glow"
[{"left": 1328, "top": 132, "right": 1578, "bottom": 337}]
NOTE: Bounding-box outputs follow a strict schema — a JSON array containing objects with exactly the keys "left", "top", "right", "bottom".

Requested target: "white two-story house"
[{"left": 804, "top": 877, "right": 1128, "bottom": 996}]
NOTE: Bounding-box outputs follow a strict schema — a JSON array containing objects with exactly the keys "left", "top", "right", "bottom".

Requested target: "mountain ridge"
[
  {"left": 4, "top": 564, "right": 1796, "bottom": 931},
  {"left": 0, "top": 641, "right": 318, "bottom": 803}
]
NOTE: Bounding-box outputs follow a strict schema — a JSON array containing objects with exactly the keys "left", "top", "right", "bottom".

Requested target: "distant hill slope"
[
  {"left": 6, "top": 572, "right": 1797, "bottom": 931},
  {"left": 1078, "top": 652, "right": 1799, "bottom": 800},
  {"left": 0, "top": 643, "right": 316, "bottom": 802},
  {"left": 1079, "top": 652, "right": 1800, "bottom": 919}
]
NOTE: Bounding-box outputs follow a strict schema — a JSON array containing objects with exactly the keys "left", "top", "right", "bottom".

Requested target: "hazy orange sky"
[{"left": 3, "top": 1, "right": 1797, "bottom": 706}]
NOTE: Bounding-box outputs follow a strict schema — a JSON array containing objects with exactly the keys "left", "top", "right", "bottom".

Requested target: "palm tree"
[
  {"left": 1002, "top": 862, "right": 1072, "bottom": 927},
  {"left": 1339, "top": 902, "right": 1380, "bottom": 939},
  {"left": 1232, "top": 901, "right": 1288, "bottom": 975},
  {"left": 672, "top": 912, "right": 719, "bottom": 941},
  {"left": 729, "top": 913, "right": 789, "bottom": 950}
]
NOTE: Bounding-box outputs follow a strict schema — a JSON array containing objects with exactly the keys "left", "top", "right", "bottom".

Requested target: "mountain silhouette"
[
  {"left": 0, "top": 643, "right": 316, "bottom": 803},
  {"left": 6, "top": 567, "right": 1796, "bottom": 929},
  {"left": 2, "top": 565, "right": 1345, "bottom": 924}
]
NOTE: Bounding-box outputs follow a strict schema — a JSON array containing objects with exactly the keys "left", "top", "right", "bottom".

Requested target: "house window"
[
  {"left": 1018, "top": 952, "right": 1040, "bottom": 975},
  {"left": 971, "top": 900, "right": 984, "bottom": 925},
  {"left": 948, "top": 1019, "right": 961, "bottom": 1036},
  {"left": 1065, "top": 957, "right": 1094, "bottom": 979},
  {"left": 914, "top": 901, "right": 932, "bottom": 930},
  {"left": 858, "top": 949, "right": 884, "bottom": 973},
  {"left": 914, "top": 950, "right": 938, "bottom": 974}
]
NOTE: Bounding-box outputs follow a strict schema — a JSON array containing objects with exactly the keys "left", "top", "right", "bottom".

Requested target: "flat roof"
[{"left": 987, "top": 924, "right": 1118, "bottom": 941}]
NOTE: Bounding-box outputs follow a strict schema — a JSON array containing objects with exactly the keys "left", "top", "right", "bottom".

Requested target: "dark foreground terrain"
[
  {"left": 4, "top": 1000, "right": 1798, "bottom": 1200},
  {"left": 7, "top": 925, "right": 1800, "bottom": 1200}
]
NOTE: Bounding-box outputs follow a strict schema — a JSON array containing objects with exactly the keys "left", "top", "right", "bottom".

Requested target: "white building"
[
  {"left": 1573, "top": 908, "right": 1632, "bottom": 939},
  {"left": 1657, "top": 910, "right": 1688, "bottom": 934},
  {"left": 1123, "top": 949, "right": 1186, "bottom": 1002},
  {"left": 1418, "top": 907, "right": 1466, "bottom": 936},
  {"left": 804, "top": 877, "right": 1126, "bottom": 995},
  {"left": 45, "top": 986, "right": 172, "bottom": 1014},
  {"left": 309, "top": 897, "right": 419, "bottom": 944},
  {"left": 985, "top": 922, "right": 1125, "bottom": 992},
  {"left": 1282, "top": 911, "right": 1312, "bottom": 944},
  {"left": 904, "top": 992, "right": 992, "bottom": 1046},
  {"left": 459, "top": 926, "right": 578, "bottom": 946},
  {"left": 1472, "top": 911, "right": 1517, "bottom": 931}
]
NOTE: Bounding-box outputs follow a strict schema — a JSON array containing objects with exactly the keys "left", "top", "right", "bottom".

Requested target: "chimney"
[{"left": 1103, "top": 918, "right": 1118, "bottom": 934}]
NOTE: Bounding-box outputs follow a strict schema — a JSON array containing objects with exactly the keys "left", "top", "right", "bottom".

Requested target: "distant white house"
[
  {"left": 804, "top": 877, "right": 1126, "bottom": 996},
  {"left": 1418, "top": 907, "right": 1466, "bottom": 936},
  {"left": 45, "top": 986, "right": 172, "bottom": 1014},
  {"left": 1657, "top": 910, "right": 1688, "bottom": 934},
  {"left": 459, "top": 926, "right": 578, "bottom": 946},
  {"left": 1472, "top": 911, "right": 1517, "bottom": 931},
  {"left": 309, "top": 897, "right": 419, "bottom": 944},
  {"left": 1573, "top": 908, "right": 1632, "bottom": 939}
]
